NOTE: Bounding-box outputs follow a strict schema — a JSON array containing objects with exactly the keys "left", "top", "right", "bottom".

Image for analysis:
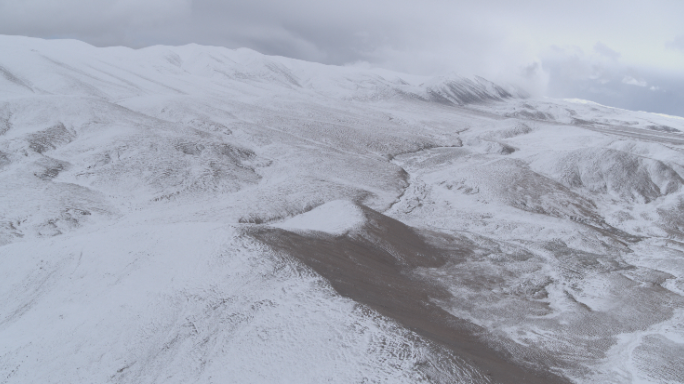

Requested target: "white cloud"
[
  {"left": 622, "top": 76, "right": 647, "bottom": 87},
  {"left": 594, "top": 42, "right": 620, "bottom": 60}
]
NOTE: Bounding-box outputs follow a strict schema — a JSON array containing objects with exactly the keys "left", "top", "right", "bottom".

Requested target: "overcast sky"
[{"left": 2, "top": 0, "right": 684, "bottom": 116}]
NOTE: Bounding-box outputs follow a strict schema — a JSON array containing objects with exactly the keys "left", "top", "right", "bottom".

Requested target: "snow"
[
  {"left": 271, "top": 200, "right": 366, "bottom": 235},
  {"left": 0, "top": 221, "right": 454, "bottom": 384},
  {"left": 2, "top": 34, "right": 684, "bottom": 384}
]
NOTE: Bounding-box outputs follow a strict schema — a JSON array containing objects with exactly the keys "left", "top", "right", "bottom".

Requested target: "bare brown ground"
[{"left": 248, "top": 205, "right": 571, "bottom": 384}]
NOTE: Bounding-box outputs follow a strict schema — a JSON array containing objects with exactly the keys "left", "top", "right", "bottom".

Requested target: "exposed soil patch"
[{"left": 249, "top": 205, "right": 571, "bottom": 384}]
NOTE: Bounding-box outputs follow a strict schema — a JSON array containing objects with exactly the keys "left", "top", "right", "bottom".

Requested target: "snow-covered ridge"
[
  {"left": 0, "top": 34, "right": 518, "bottom": 105},
  {"left": 423, "top": 74, "right": 521, "bottom": 105}
]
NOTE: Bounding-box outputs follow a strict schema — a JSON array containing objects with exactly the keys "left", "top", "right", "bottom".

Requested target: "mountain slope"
[{"left": 2, "top": 35, "right": 684, "bottom": 384}]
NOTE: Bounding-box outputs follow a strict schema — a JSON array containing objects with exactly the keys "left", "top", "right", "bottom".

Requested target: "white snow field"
[
  {"left": 272, "top": 200, "right": 366, "bottom": 235},
  {"left": 2, "top": 35, "right": 684, "bottom": 383}
]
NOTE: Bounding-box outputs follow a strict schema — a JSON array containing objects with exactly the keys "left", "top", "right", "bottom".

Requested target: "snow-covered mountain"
[{"left": 2, "top": 35, "right": 684, "bottom": 384}]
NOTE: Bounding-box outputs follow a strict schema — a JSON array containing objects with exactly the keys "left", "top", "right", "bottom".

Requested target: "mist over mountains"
[{"left": 2, "top": 35, "right": 684, "bottom": 383}]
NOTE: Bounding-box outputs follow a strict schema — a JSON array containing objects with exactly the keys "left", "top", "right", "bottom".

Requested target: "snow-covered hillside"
[{"left": 2, "top": 35, "right": 684, "bottom": 383}]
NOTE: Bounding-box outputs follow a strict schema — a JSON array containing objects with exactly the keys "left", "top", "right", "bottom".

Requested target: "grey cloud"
[
  {"left": 187, "top": 0, "right": 512, "bottom": 72},
  {"left": 0, "top": 0, "right": 548, "bottom": 78},
  {"left": 522, "top": 62, "right": 542, "bottom": 78},
  {"left": 542, "top": 45, "right": 684, "bottom": 116},
  {"left": 668, "top": 35, "right": 684, "bottom": 52}
]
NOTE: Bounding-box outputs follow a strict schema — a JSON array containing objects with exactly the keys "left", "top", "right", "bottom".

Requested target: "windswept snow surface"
[
  {"left": 271, "top": 200, "right": 366, "bottom": 235},
  {"left": 2, "top": 35, "right": 684, "bottom": 383}
]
